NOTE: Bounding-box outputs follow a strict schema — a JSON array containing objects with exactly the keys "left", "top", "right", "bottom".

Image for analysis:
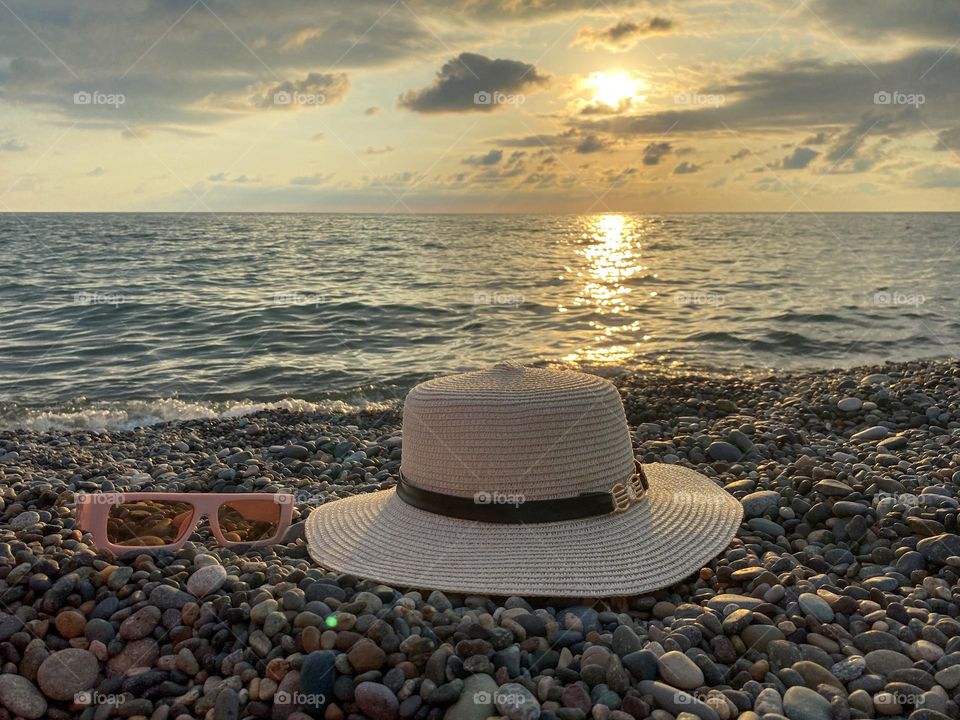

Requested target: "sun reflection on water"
[{"left": 561, "top": 214, "right": 649, "bottom": 364}]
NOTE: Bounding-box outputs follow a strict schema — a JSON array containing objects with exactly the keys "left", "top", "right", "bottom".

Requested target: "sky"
[{"left": 0, "top": 0, "right": 959, "bottom": 213}]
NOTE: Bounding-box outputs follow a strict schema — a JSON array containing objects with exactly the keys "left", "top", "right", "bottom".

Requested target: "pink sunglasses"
[{"left": 76, "top": 492, "right": 294, "bottom": 555}]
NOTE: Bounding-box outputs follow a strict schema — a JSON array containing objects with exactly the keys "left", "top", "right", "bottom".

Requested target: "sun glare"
[{"left": 587, "top": 71, "right": 644, "bottom": 107}]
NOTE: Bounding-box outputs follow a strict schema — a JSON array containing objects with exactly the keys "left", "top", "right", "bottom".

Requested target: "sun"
[{"left": 587, "top": 71, "right": 645, "bottom": 107}]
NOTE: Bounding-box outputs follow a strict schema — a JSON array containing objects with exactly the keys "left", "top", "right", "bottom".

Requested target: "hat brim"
[{"left": 304, "top": 463, "right": 743, "bottom": 597}]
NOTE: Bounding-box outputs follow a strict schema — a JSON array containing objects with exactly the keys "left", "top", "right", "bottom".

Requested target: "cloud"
[
  {"left": 572, "top": 17, "right": 674, "bottom": 51},
  {"left": 575, "top": 134, "right": 606, "bottom": 153},
  {"left": 462, "top": 149, "right": 503, "bottom": 165},
  {"left": 398, "top": 53, "right": 548, "bottom": 113},
  {"left": 774, "top": 147, "right": 819, "bottom": 170},
  {"left": 362, "top": 145, "right": 394, "bottom": 155},
  {"left": 726, "top": 148, "right": 751, "bottom": 163},
  {"left": 364, "top": 106, "right": 380, "bottom": 116},
  {"left": 673, "top": 161, "right": 702, "bottom": 174},
  {"left": 86, "top": 166, "right": 106, "bottom": 177},
  {"left": 251, "top": 73, "right": 349, "bottom": 109},
  {"left": 932, "top": 127, "right": 960, "bottom": 152},
  {"left": 290, "top": 173, "right": 335, "bottom": 186},
  {"left": 642, "top": 142, "right": 672, "bottom": 165},
  {"left": 0, "top": 138, "right": 27, "bottom": 152},
  {"left": 811, "top": 0, "right": 960, "bottom": 42},
  {"left": 910, "top": 164, "right": 960, "bottom": 188},
  {"left": 579, "top": 49, "right": 960, "bottom": 137}
]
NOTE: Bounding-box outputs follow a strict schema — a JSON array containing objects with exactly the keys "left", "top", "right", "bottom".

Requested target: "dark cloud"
[
  {"left": 0, "top": 139, "right": 28, "bottom": 152},
  {"left": 775, "top": 147, "right": 819, "bottom": 170},
  {"left": 726, "top": 148, "right": 751, "bottom": 163},
  {"left": 811, "top": 0, "right": 960, "bottom": 42},
  {"left": 802, "top": 130, "right": 833, "bottom": 145},
  {"left": 398, "top": 53, "right": 548, "bottom": 113},
  {"left": 363, "top": 145, "right": 394, "bottom": 155},
  {"left": 572, "top": 17, "right": 674, "bottom": 51},
  {"left": 491, "top": 130, "right": 578, "bottom": 148},
  {"left": 575, "top": 134, "right": 606, "bottom": 153},
  {"left": 364, "top": 106, "right": 380, "bottom": 116},
  {"left": 462, "top": 149, "right": 503, "bottom": 165},
  {"left": 673, "top": 161, "right": 702, "bottom": 174},
  {"left": 932, "top": 127, "right": 960, "bottom": 152},
  {"left": 0, "top": 1, "right": 426, "bottom": 127},
  {"left": 578, "top": 49, "right": 960, "bottom": 138},
  {"left": 642, "top": 142, "right": 672, "bottom": 165}
]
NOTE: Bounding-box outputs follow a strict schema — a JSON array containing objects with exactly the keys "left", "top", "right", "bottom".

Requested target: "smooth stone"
[
  {"left": 741, "top": 491, "right": 780, "bottom": 517},
  {"left": 636, "top": 681, "right": 719, "bottom": 720},
  {"left": 10, "top": 511, "right": 41, "bottom": 529},
  {"left": 611, "top": 625, "right": 642, "bottom": 656},
  {"left": 864, "top": 649, "right": 913, "bottom": 676},
  {"left": 918, "top": 534, "right": 960, "bottom": 564},
  {"left": 657, "top": 651, "right": 704, "bottom": 690},
  {"left": 348, "top": 639, "right": 386, "bottom": 673},
  {"left": 187, "top": 564, "right": 228, "bottom": 596},
  {"left": 741, "top": 625, "right": 786, "bottom": 652},
  {"left": 301, "top": 651, "right": 336, "bottom": 717},
  {"left": 854, "top": 631, "right": 902, "bottom": 653},
  {"left": 355, "top": 682, "right": 399, "bottom": 720},
  {"left": 494, "top": 682, "right": 541, "bottom": 720},
  {"left": 622, "top": 650, "right": 658, "bottom": 681},
  {"left": 214, "top": 688, "right": 240, "bottom": 720},
  {"left": 37, "top": 648, "right": 99, "bottom": 701},
  {"left": 851, "top": 426, "right": 889, "bottom": 442},
  {"left": 792, "top": 660, "right": 844, "bottom": 690},
  {"left": 445, "top": 675, "right": 498, "bottom": 720},
  {"left": 705, "top": 594, "right": 763, "bottom": 611},
  {"left": 838, "top": 397, "right": 863, "bottom": 412},
  {"left": 782, "top": 686, "right": 831, "bottom": 720},
  {"left": 831, "top": 656, "right": 866, "bottom": 682},
  {"left": 707, "top": 441, "right": 742, "bottom": 462},
  {"left": 722, "top": 609, "right": 753, "bottom": 635},
  {"left": 934, "top": 665, "right": 960, "bottom": 690},
  {"left": 798, "top": 593, "right": 834, "bottom": 622},
  {"left": 119, "top": 605, "right": 162, "bottom": 640},
  {"left": 0, "top": 674, "right": 47, "bottom": 719}
]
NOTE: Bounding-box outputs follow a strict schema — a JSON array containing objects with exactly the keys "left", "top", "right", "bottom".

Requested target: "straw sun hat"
[{"left": 306, "top": 363, "right": 742, "bottom": 597}]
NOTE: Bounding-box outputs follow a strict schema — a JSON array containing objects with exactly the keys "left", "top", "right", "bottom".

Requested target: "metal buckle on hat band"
[{"left": 611, "top": 461, "right": 648, "bottom": 513}]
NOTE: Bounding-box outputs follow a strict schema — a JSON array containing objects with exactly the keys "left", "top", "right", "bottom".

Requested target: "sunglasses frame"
[{"left": 76, "top": 492, "right": 294, "bottom": 555}]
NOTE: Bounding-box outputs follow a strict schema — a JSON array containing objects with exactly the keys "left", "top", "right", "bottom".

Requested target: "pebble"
[
  {"left": 851, "top": 425, "right": 889, "bottom": 442},
  {"left": 494, "top": 682, "right": 541, "bottom": 720},
  {"left": 782, "top": 686, "right": 831, "bottom": 720},
  {"left": 741, "top": 490, "right": 780, "bottom": 517},
  {"left": 657, "top": 651, "right": 704, "bottom": 690},
  {"left": 0, "top": 674, "right": 47, "bottom": 719},
  {"left": 187, "top": 563, "right": 228, "bottom": 596},
  {"left": 1, "top": 359, "right": 960, "bottom": 720},
  {"left": 36, "top": 648, "right": 99, "bottom": 701},
  {"left": 706, "top": 441, "right": 742, "bottom": 462},
  {"left": 355, "top": 681, "right": 399, "bottom": 720},
  {"left": 797, "top": 592, "right": 834, "bottom": 622},
  {"left": 837, "top": 397, "right": 862, "bottom": 412}
]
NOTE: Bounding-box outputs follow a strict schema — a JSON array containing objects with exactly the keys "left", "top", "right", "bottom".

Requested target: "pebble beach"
[{"left": 1, "top": 359, "right": 960, "bottom": 720}]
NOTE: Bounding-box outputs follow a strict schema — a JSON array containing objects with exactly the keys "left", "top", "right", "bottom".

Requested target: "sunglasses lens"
[
  {"left": 217, "top": 499, "right": 281, "bottom": 543},
  {"left": 107, "top": 500, "right": 195, "bottom": 546}
]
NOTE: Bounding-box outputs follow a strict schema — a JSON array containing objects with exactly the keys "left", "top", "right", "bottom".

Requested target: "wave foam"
[{"left": 2, "top": 396, "right": 398, "bottom": 433}]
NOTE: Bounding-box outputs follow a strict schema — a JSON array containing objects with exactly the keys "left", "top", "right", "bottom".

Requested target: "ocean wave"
[{"left": 0, "top": 396, "right": 399, "bottom": 433}]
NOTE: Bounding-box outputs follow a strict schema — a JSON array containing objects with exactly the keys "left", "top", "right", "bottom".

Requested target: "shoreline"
[{"left": 1, "top": 358, "right": 959, "bottom": 719}]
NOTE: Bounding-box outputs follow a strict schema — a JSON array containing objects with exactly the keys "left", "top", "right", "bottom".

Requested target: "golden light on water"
[{"left": 562, "top": 214, "right": 647, "bottom": 364}]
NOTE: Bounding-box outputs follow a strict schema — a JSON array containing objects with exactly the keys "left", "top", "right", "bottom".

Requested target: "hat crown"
[{"left": 401, "top": 365, "right": 635, "bottom": 501}]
